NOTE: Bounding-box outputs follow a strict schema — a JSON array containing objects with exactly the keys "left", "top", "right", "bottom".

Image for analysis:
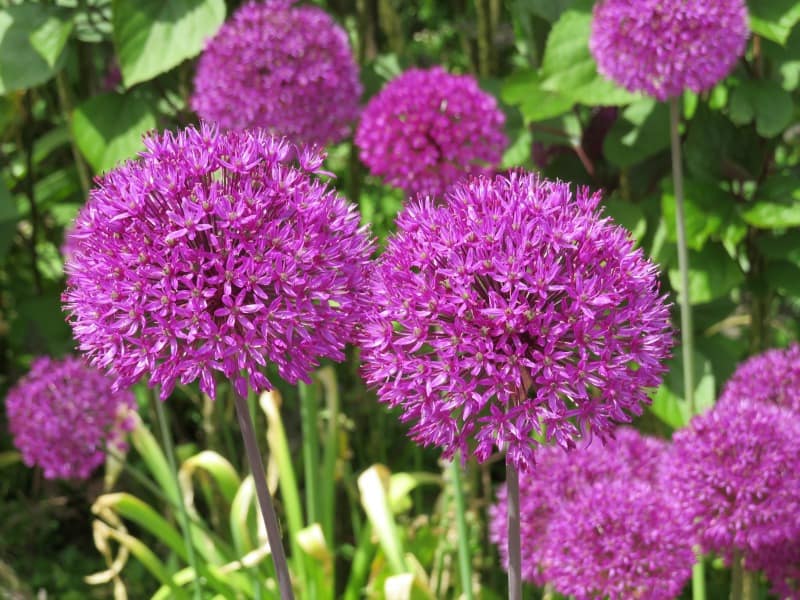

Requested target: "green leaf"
[
  {"left": 602, "top": 196, "right": 646, "bottom": 244},
  {"left": 112, "top": 0, "right": 225, "bottom": 87},
  {"left": 517, "top": 0, "right": 575, "bottom": 23},
  {"left": 661, "top": 181, "right": 740, "bottom": 251},
  {"left": 71, "top": 92, "right": 156, "bottom": 173},
  {"left": 358, "top": 465, "right": 407, "bottom": 575},
  {"left": 603, "top": 99, "right": 669, "bottom": 167},
  {"left": 757, "top": 233, "right": 800, "bottom": 266},
  {"left": 748, "top": 0, "right": 800, "bottom": 45},
  {"left": 0, "top": 179, "right": 16, "bottom": 261},
  {"left": 729, "top": 79, "right": 793, "bottom": 137},
  {"left": 742, "top": 175, "right": 800, "bottom": 228},
  {"left": 539, "top": 7, "right": 638, "bottom": 106},
  {"left": 0, "top": 4, "right": 72, "bottom": 93},
  {"left": 502, "top": 70, "right": 573, "bottom": 122},
  {"left": 650, "top": 348, "right": 715, "bottom": 429},
  {"left": 765, "top": 259, "right": 800, "bottom": 297},
  {"left": 668, "top": 243, "right": 744, "bottom": 305}
]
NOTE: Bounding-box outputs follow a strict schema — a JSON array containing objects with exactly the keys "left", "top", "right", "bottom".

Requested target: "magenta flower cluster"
[
  {"left": 489, "top": 429, "right": 694, "bottom": 598},
  {"left": 358, "top": 173, "right": 672, "bottom": 470},
  {"left": 6, "top": 356, "right": 136, "bottom": 480},
  {"left": 63, "top": 123, "right": 373, "bottom": 400},
  {"left": 667, "top": 398, "right": 800, "bottom": 569},
  {"left": 354, "top": 67, "right": 507, "bottom": 197},
  {"left": 191, "top": 0, "right": 362, "bottom": 147},
  {"left": 589, "top": 0, "right": 749, "bottom": 100},
  {"left": 719, "top": 344, "right": 800, "bottom": 414}
]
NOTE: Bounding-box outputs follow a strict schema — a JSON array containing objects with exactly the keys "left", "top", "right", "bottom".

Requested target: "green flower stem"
[
  {"left": 506, "top": 458, "right": 522, "bottom": 600},
  {"left": 153, "top": 398, "right": 202, "bottom": 600},
  {"left": 234, "top": 392, "right": 295, "bottom": 600},
  {"left": 450, "top": 457, "right": 474, "bottom": 600},
  {"left": 692, "top": 549, "right": 707, "bottom": 600},
  {"left": 669, "top": 96, "right": 695, "bottom": 417},
  {"left": 299, "top": 380, "right": 322, "bottom": 528},
  {"left": 318, "top": 367, "right": 339, "bottom": 550}
]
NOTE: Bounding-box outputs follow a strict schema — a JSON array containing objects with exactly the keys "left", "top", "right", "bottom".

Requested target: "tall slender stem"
[
  {"left": 299, "top": 381, "right": 321, "bottom": 526},
  {"left": 234, "top": 392, "right": 295, "bottom": 600},
  {"left": 669, "top": 96, "right": 695, "bottom": 416},
  {"left": 154, "top": 398, "right": 202, "bottom": 600},
  {"left": 450, "top": 457, "right": 474, "bottom": 600},
  {"left": 506, "top": 459, "right": 522, "bottom": 600},
  {"left": 692, "top": 548, "right": 707, "bottom": 600},
  {"left": 730, "top": 553, "right": 743, "bottom": 600}
]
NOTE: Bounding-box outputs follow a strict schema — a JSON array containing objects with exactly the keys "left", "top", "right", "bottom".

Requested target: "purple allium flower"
[
  {"left": 540, "top": 479, "right": 694, "bottom": 600},
  {"left": 589, "top": 0, "right": 749, "bottom": 101},
  {"left": 5, "top": 356, "right": 136, "bottom": 480},
  {"left": 63, "top": 123, "right": 374, "bottom": 400},
  {"left": 358, "top": 173, "right": 672, "bottom": 470},
  {"left": 719, "top": 344, "right": 800, "bottom": 414},
  {"left": 191, "top": 0, "right": 362, "bottom": 147},
  {"left": 667, "top": 398, "right": 800, "bottom": 567},
  {"left": 354, "top": 67, "right": 507, "bottom": 197},
  {"left": 489, "top": 428, "right": 668, "bottom": 585}
]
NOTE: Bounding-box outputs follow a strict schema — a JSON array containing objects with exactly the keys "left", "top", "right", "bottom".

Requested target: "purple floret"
[
  {"left": 358, "top": 172, "right": 672, "bottom": 470},
  {"left": 590, "top": 0, "right": 749, "bottom": 100},
  {"left": 6, "top": 356, "right": 136, "bottom": 480},
  {"left": 63, "top": 122, "right": 374, "bottom": 400},
  {"left": 192, "top": 0, "right": 362, "bottom": 147},
  {"left": 355, "top": 66, "right": 507, "bottom": 197},
  {"left": 719, "top": 344, "right": 800, "bottom": 415}
]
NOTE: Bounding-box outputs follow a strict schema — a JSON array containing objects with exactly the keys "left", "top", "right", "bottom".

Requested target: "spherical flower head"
[
  {"left": 359, "top": 173, "right": 672, "bottom": 470},
  {"left": 667, "top": 398, "right": 800, "bottom": 566},
  {"left": 191, "top": 0, "right": 362, "bottom": 147},
  {"left": 589, "top": 0, "right": 749, "bottom": 101},
  {"left": 488, "top": 428, "right": 668, "bottom": 584},
  {"left": 540, "top": 479, "right": 695, "bottom": 600},
  {"left": 719, "top": 344, "right": 800, "bottom": 414},
  {"left": 354, "top": 67, "right": 507, "bottom": 197},
  {"left": 5, "top": 356, "right": 136, "bottom": 480},
  {"left": 63, "top": 122, "right": 374, "bottom": 400}
]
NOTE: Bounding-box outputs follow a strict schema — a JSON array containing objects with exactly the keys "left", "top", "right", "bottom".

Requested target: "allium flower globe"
[
  {"left": 6, "top": 356, "right": 136, "bottom": 480},
  {"left": 355, "top": 67, "right": 507, "bottom": 197},
  {"left": 540, "top": 479, "right": 694, "bottom": 600},
  {"left": 63, "top": 123, "right": 373, "bottom": 400},
  {"left": 590, "top": 0, "right": 749, "bottom": 100},
  {"left": 191, "top": 0, "right": 362, "bottom": 147},
  {"left": 667, "top": 398, "right": 800, "bottom": 565},
  {"left": 489, "top": 428, "right": 668, "bottom": 584},
  {"left": 719, "top": 344, "right": 800, "bottom": 414},
  {"left": 359, "top": 173, "right": 672, "bottom": 470}
]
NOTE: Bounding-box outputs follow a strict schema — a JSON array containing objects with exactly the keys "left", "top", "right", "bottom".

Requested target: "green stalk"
[
  {"left": 154, "top": 398, "right": 202, "bottom": 600},
  {"left": 669, "top": 96, "right": 696, "bottom": 417},
  {"left": 506, "top": 459, "right": 521, "bottom": 600},
  {"left": 450, "top": 457, "right": 474, "bottom": 600},
  {"left": 234, "top": 392, "right": 295, "bottom": 600},
  {"left": 692, "top": 549, "right": 707, "bottom": 600},
  {"left": 731, "top": 553, "right": 743, "bottom": 600},
  {"left": 318, "top": 367, "right": 339, "bottom": 550}
]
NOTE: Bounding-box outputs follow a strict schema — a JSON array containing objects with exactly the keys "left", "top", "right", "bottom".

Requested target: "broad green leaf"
[
  {"left": 661, "top": 181, "right": 740, "bottom": 251},
  {"left": 502, "top": 69, "right": 573, "bottom": 122},
  {"left": 765, "top": 260, "right": 800, "bottom": 297},
  {"left": 668, "top": 244, "right": 745, "bottom": 305},
  {"left": 0, "top": 179, "right": 16, "bottom": 261},
  {"left": 179, "top": 450, "right": 240, "bottom": 506},
  {"left": 748, "top": 0, "right": 800, "bottom": 45},
  {"left": 0, "top": 4, "right": 71, "bottom": 93},
  {"left": 517, "top": 0, "right": 575, "bottom": 23},
  {"left": 742, "top": 175, "right": 800, "bottom": 228},
  {"left": 112, "top": 0, "right": 225, "bottom": 87},
  {"left": 729, "top": 79, "right": 793, "bottom": 137},
  {"left": 650, "top": 349, "right": 715, "bottom": 429},
  {"left": 71, "top": 92, "right": 156, "bottom": 173},
  {"left": 129, "top": 415, "right": 181, "bottom": 505},
  {"left": 757, "top": 233, "right": 800, "bottom": 266},
  {"left": 539, "top": 7, "right": 638, "bottom": 106},
  {"left": 603, "top": 99, "right": 669, "bottom": 167},
  {"left": 602, "top": 196, "right": 646, "bottom": 244}
]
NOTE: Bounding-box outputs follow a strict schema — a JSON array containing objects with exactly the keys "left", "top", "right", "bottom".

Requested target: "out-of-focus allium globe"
[
  {"left": 589, "top": 0, "right": 749, "bottom": 101},
  {"left": 359, "top": 173, "right": 672, "bottom": 470},
  {"left": 488, "top": 428, "right": 668, "bottom": 584},
  {"left": 540, "top": 479, "right": 694, "bottom": 600},
  {"left": 63, "top": 123, "right": 373, "bottom": 400},
  {"left": 191, "top": 0, "right": 362, "bottom": 147},
  {"left": 354, "top": 67, "right": 507, "bottom": 197},
  {"left": 5, "top": 356, "right": 136, "bottom": 480},
  {"left": 719, "top": 344, "right": 800, "bottom": 414},
  {"left": 756, "top": 541, "right": 800, "bottom": 600},
  {"left": 668, "top": 398, "right": 800, "bottom": 566}
]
